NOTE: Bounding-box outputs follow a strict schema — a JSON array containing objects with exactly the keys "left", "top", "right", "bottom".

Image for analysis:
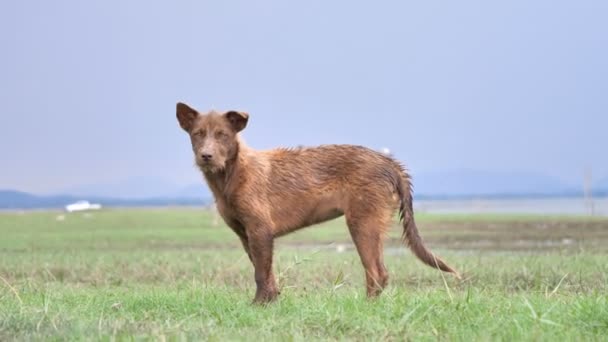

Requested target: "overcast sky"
[{"left": 1, "top": 0, "right": 607, "bottom": 193}]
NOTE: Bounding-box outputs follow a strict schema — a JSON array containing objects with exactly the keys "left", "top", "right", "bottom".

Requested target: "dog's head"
[{"left": 176, "top": 102, "right": 248, "bottom": 173}]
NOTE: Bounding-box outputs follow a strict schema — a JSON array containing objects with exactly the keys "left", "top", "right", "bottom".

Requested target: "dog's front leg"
[
  {"left": 225, "top": 221, "right": 253, "bottom": 263},
  {"left": 247, "top": 229, "right": 278, "bottom": 304},
  {"left": 238, "top": 236, "right": 253, "bottom": 263}
]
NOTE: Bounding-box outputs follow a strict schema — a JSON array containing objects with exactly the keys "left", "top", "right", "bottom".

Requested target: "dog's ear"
[
  {"left": 224, "top": 111, "right": 249, "bottom": 133},
  {"left": 176, "top": 102, "right": 199, "bottom": 132}
]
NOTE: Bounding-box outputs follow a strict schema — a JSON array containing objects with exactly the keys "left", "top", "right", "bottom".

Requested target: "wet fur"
[{"left": 176, "top": 102, "right": 459, "bottom": 304}]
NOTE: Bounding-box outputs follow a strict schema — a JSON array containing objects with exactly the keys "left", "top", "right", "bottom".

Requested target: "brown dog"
[{"left": 176, "top": 102, "right": 459, "bottom": 304}]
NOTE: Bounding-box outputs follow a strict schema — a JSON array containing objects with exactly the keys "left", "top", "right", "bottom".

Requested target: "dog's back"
[{"left": 250, "top": 144, "right": 403, "bottom": 235}]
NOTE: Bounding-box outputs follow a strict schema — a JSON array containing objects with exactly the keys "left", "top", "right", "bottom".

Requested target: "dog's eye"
[
  {"left": 194, "top": 130, "right": 206, "bottom": 137},
  {"left": 216, "top": 131, "right": 228, "bottom": 139}
]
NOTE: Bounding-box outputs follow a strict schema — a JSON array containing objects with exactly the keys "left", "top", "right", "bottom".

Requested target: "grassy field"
[{"left": 1, "top": 208, "right": 607, "bottom": 341}]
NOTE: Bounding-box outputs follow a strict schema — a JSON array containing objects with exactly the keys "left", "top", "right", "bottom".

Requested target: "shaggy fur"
[{"left": 176, "top": 102, "right": 459, "bottom": 304}]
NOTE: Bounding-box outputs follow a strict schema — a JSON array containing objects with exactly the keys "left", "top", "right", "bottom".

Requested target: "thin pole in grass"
[
  {"left": 433, "top": 254, "right": 454, "bottom": 302},
  {"left": 0, "top": 274, "right": 23, "bottom": 306},
  {"left": 546, "top": 273, "right": 569, "bottom": 298}
]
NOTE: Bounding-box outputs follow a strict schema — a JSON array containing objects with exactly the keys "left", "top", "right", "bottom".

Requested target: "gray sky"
[{"left": 1, "top": 0, "right": 607, "bottom": 193}]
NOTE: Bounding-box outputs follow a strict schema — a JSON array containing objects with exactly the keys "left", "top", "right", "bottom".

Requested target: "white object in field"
[{"left": 65, "top": 200, "right": 102, "bottom": 212}]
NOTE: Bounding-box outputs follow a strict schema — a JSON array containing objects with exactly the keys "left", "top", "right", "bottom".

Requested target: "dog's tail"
[{"left": 395, "top": 168, "right": 460, "bottom": 278}]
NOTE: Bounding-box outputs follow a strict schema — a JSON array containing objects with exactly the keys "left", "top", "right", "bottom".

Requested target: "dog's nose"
[{"left": 201, "top": 153, "right": 213, "bottom": 162}]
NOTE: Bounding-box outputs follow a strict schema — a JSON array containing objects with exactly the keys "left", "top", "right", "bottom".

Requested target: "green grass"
[{"left": 1, "top": 209, "right": 608, "bottom": 340}]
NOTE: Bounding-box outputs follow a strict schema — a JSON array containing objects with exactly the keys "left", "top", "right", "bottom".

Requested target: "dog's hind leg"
[
  {"left": 346, "top": 205, "right": 392, "bottom": 298},
  {"left": 377, "top": 237, "right": 389, "bottom": 289}
]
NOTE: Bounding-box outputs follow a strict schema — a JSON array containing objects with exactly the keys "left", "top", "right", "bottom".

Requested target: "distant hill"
[
  {"left": 594, "top": 177, "right": 608, "bottom": 194},
  {"left": 61, "top": 177, "right": 210, "bottom": 199},
  {"left": 0, "top": 190, "right": 77, "bottom": 209},
  {"left": 0, "top": 190, "right": 208, "bottom": 210}
]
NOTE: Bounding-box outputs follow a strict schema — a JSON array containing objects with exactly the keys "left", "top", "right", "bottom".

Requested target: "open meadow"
[{"left": 1, "top": 208, "right": 607, "bottom": 341}]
